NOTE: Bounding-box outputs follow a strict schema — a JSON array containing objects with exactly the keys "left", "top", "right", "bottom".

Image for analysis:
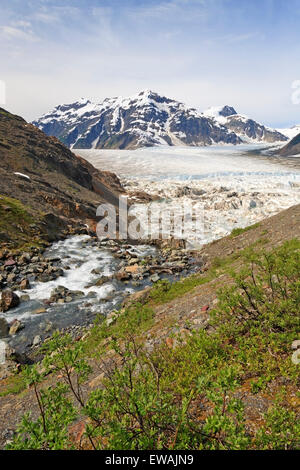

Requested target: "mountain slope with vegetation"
[
  {"left": 0, "top": 204, "right": 299, "bottom": 450},
  {"left": 0, "top": 107, "right": 124, "bottom": 248}
]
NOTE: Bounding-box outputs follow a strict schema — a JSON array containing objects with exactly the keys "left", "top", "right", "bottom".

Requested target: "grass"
[
  {"left": 230, "top": 222, "right": 260, "bottom": 237},
  {"left": 0, "top": 194, "right": 44, "bottom": 250},
  {"left": 0, "top": 373, "right": 28, "bottom": 397}
]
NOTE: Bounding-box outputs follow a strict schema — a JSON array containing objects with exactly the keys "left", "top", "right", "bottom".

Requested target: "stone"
[
  {"left": 4, "top": 259, "right": 16, "bottom": 267},
  {"left": 201, "top": 305, "right": 209, "bottom": 312},
  {"left": 32, "top": 335, "right": 42, "bottom": 347},
  {"left": 6, "top": 273, "right": 16, "bottom": 283},
  {"left": 95, "top": 276, "right": 111, "bottom": 286},
  {"left": 20, "top": 294, "right": 30, "bottom": 302},
  {"left": 89, "top": 373, "right": 105, "bottom": 389},
  {"left": 115, "top": 270, "right": 130, "bottom": 281},
  {"left": 0, "top": 318, "right": 9, "bottom": 338},
  {"left": 291, "top": 340, "right": 300, "bottom": 350},
  {"left": 150, "top": 274, "right": 160, "bottom": 283},
  {"left": 19, "top": 278, "right": 30, "bottom": 290},
  {"left": 9, "top": 320, "right": 24, "bottom": 335},
  {"left": 19, "top": 253, "right": 31, "bottom": 264},
  {"left": 32, "top": 308, "right": 46, "bottom": 315},
  {"left": 0, "top": 289, "right": 20, "bottom": 312},
  {"left": 125, "top": 264, "right": 141, "bottom": 274}
]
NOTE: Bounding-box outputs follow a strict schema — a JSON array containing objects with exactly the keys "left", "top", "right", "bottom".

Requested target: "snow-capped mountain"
[
  {"left": 276, "top": 125, "right": 300, "bottom": 141},
  {"left": 33, "top": 90, "right": 242, "bottom": 150},
  {"left": 203, "top": 106, "right": 288, "bottom": 144}
]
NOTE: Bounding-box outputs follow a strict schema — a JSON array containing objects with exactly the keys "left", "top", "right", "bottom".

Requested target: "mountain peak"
[
  {"left": 219, "top": 105, "right": 237, "bottom": 117},
  {"left": 203, "top": 105, "right": 237, "bottom": 120}
]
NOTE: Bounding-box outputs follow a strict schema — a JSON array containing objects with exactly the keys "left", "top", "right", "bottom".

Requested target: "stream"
[{"left": 0, "top": 235, "right": 163, "bottom": 357}]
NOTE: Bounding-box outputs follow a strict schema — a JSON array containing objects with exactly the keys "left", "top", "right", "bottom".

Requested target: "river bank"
[{"left": 0, "top": 232, "right": 201, "bottom": 376}]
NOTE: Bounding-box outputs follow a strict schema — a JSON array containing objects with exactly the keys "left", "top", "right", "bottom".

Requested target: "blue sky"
[{"left": 0, "top": 0, "right": 300, "bottom": 127}]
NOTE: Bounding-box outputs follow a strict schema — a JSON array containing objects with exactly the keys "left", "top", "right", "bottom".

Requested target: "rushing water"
[{"left": 1, "top": 236, "right": 158, "bottom": 355}]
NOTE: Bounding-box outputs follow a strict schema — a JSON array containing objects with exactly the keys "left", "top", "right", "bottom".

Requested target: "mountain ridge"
[
  {"left": 33, "top": 90, "right": 245, "bottom": 150},
  {"left": 203, "top": 105, "right": 288, "bottom": 144},
  {"left": 33, "top": 90, "right": 290, "bottom": 150}
]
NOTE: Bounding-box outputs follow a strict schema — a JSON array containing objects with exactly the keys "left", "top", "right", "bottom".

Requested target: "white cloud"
[{"left": 0, "top": 25, "right": 39, "bottom": 42}]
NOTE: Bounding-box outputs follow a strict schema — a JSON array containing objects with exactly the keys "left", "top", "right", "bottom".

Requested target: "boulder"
[
  {"left": 32, "top": 335, "right": 42, "bottom": 347},
  {"left": 19, "top": 278, "right": 30, "bottom": 290},
  {"left": 115, "top": 270, "right": 131, "bottom": 281},
  {"left": 4, "top": 259, "right": 16, "bottom": 267},
  {"left": 125, "top": 264, "right": 141, "bottom": 274},
  {"left": 9, "top": 319, "right": 24, "bottom": 335},
  {"left": 1, "top": 289, "right": 20, "bottom": 312},
  {"left": 0, "top": 318, "right": 9, "bottom": 338}
]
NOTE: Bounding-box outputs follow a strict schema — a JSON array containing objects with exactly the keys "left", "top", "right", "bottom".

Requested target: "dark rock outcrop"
[{"left": 279, "top": 132, "right": 300, "bottom": 156}]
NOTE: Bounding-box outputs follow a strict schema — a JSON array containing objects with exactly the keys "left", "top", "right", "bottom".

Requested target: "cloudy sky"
[{"left": 0, "top": 0, "right": 300, "bottom": 127}]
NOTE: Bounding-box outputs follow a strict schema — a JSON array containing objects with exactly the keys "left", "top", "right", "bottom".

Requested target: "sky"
[{"left": 0, "top": 0, "right": 300, "bottom": 127}]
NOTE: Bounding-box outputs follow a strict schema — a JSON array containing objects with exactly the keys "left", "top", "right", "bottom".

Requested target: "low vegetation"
[
  {"left": 0, "top": 195, "right": 43, "bottom": 250},
  {"left": 6, "top": 239, "right": 300, "bottom": 450},
  {"left": 230, "top": 222, "right": 260, "bottom": 237}
]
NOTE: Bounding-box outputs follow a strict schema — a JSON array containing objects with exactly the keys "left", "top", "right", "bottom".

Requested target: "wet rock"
[
  {"left": 150, "top": 274, "right": 160, "bottom": 283},
  {"left": 115, "top": 270, "right": 131, "bottom": 281},
  {"left": 0, "top": 289, "right": 20, "bottom": 312},
  {"left": 33, "top": 308, "right": 46, "bottom": 315},
  {"left": 95, "top": 276, "right": 111, "bottom": 286},
  {"left": 9, "top": 319, "right": 24, "bottom": 335},
  {"left": 20, "top": 294, "right": 30, "bottom": 302},
  {"left": 0, "top": 318, "right": 9, "bottom": 338},
  {"left": 19, "top": 278, "right": 30, "bottom": 290}
]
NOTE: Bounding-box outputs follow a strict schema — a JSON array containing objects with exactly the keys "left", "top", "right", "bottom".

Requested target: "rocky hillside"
[
  {"left": 279, "top": 132, "right": 300, "bottom": 156},
  {"left": 203, "top": 105, "right": 288, "bottom": 143},
  {"left": 0, "top": 203, "right": 299, "bottom": 450},
  {"left": 33, "top": 90, "right": 242, "bottom": 149},
  {"left": 0, "top": 107, "right": 124, "bottom": 247}
]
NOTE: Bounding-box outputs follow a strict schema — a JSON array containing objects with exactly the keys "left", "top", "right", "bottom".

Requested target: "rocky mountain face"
[
  {"left": 203, "top": 106, "right": 288, "bottom": 144},
  {"left": 0, "top": 107, "right": 124, "bottom": 247},
  {"left": 279, "top": 132, "right": 300, "bottom": 156},
  {"left": 33, "top": 90, "right": 243, "bottom": 150}
]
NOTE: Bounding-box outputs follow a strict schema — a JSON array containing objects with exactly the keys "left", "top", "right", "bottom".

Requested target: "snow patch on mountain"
[{"left": 277, "top": 125, "right": 300, "bottom": 140}]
